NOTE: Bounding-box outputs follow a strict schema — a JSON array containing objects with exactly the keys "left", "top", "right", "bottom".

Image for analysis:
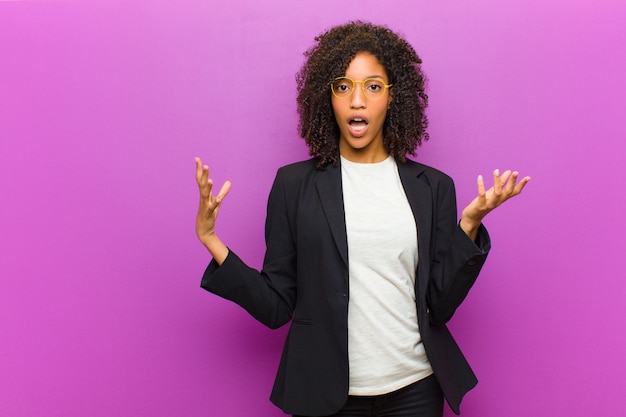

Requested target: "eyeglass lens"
[{"left": 332, "top": 78, "right": 387, "bottom": 99}]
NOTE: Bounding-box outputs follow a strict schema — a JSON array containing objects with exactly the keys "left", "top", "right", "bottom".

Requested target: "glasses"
[{"left": 330, "top": 77, "right": 393, "bottom": 100}]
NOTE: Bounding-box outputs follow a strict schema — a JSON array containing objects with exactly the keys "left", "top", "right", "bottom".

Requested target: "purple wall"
[{"left": 1, "top": 1, "right": 625, "bottom": 416}]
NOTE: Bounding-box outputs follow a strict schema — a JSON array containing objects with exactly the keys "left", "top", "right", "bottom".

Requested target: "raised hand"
[
  {"left": 460, "top": 169, "right": 531, "bottom": 240},
  {"left": 195, "top": 157, "right": 231, "bottom": 263}
]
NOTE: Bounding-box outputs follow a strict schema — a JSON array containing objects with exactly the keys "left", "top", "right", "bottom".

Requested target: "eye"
[
  {"left": 365, "top": 80, "right": 384, "bottom": 92},
  {"left": 334, "top": 79, "right": 352, "bottom": 92}
]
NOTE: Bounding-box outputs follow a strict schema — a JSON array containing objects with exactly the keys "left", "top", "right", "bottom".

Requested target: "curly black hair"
[{"left": 296, "top": 21, "right": 429, "bottom": 167}]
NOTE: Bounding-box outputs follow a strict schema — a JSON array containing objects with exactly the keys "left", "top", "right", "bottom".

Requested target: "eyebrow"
[{"left": 343, "top": 75, "right": 385, "bottom": 79}]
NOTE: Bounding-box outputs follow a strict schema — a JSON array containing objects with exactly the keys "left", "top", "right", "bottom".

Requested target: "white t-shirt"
[{"left": 341, "top": 155, "right": 433, "bottom": 395}]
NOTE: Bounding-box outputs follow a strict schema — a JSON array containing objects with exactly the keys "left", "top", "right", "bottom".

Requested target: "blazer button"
[{"left": 467, "top": 260, "right": 477, "bottom": 266}]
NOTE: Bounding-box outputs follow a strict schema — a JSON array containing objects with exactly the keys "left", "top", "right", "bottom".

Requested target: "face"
[{"left": 332, "top": 52, "right": 392, "bottom": 163}]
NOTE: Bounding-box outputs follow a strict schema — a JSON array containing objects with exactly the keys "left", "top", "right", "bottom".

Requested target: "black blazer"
[{"left": 201, "top": 157, "right": 490, "bottom": 416}]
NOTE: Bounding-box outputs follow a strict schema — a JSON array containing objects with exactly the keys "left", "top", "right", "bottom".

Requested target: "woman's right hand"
[{"left": 195, "top": 157, "right": 231, "bottom": 263}]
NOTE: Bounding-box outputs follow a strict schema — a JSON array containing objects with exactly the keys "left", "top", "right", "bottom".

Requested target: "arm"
[
  {"left": 195, "top": 157, "right": 231, "bottom": 264},
  {"left": 427, "top": 169, "right": 530, "bottom": 324},
  {"left": 195, "top": 158, "right": 296, "bottom": 329},
  {"left": 427, "top": 178, "right": 490, "bottom": 325}
]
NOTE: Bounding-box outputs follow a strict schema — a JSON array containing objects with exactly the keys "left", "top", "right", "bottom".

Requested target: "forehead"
[{"left": 343, "top": 52, "right": 387, "bottom": 78}]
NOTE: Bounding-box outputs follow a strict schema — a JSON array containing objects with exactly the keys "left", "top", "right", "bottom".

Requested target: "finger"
[
  {"left": 195, "top": 158, "right": 210, "bottom": 188},
  {"left": 215, "top": 181, "right": 232, "bottom": 204},
  {"left": 477, "top": 174, "right": 486, "bottom": 202},
  {"left": 493, "top": 169, "right": 502, "bottom": 197},
  {"left": 502, "top": 170, "right": 516, "bottom": 194},
  {"left": 512, "top": 176, "right": 531, "bottom": 195},
  {"left": 195, "top": 157, "right": 203, "bottom": 183},
  {"left": 199, "top": 168, "right": 213, "bottom": 199},
  {"left": 500, "top": 170, "right": 513, "bottom": 188}
]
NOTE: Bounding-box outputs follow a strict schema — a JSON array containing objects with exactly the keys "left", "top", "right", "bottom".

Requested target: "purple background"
[{"left": 1, "top": 1, "right": 625, "bottom": 416}]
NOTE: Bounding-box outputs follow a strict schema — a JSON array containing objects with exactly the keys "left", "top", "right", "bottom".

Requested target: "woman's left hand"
[{"left": 460, "top": 169, "right": 531, "bottom": 240}]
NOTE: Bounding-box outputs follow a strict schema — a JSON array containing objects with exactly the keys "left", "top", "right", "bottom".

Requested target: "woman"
[{"left": 194, "top": 21, "right": 530, "bottom": 417}]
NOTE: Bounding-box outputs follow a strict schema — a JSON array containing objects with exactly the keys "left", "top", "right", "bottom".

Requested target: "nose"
[{"left": 350, "top": 82, "right": 366, "bottom": 109}]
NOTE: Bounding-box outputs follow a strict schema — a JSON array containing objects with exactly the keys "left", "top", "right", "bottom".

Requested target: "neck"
[{"left": 339, "top": 144, "right": 389, "bottom": 163}]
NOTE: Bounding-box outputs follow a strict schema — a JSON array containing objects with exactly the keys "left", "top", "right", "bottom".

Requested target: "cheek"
[
  {"left": 374, "top": 104, "right": 389, "bottom": 122},
  {"left": 330, "top": 100, "right": 343, "bottom": 129},
  {"left": 330, "top": 98, "right": 341, "bottom": 119}
]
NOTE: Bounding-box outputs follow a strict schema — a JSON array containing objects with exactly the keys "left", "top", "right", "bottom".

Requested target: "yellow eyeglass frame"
[{"left": 330, "top": 77, "right": 393, "bottom": 100}]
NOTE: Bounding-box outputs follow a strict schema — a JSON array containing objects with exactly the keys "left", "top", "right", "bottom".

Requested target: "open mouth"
[{"left": 348, "top": 118, "right": 369, "bottom": 135}]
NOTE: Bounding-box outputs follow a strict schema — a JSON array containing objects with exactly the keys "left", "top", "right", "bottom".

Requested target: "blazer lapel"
[
  {"left": 313, "top": 159, "right": 432, "bottom": 287},
  {"left": 315, "top": 163, "right": 349, "bottom": 268},
  {"left": 397, "top": 159, "right": 432, "bottom": 296}
]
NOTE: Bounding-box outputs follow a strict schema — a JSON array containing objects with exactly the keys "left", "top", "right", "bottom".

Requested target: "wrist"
[
  {"left": 200, "top": 233, "right": 229, "bottom": 265},
  {"left": 459, "top": 217, "right": 481, "bottom": 241},
  {"left": 199, "top": 231, "right": 218, "bottom": 248}
]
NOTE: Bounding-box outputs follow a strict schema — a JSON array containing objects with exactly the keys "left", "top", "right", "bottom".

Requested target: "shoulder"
[
  {"left": 271, "top": 158, "right": 323, "bottom": 192},
  {"left": 276, "top": 158, "right": 319, "bottom": 176},
  {"left": 275, "top": 157, "right": 336, "bottom": 182},
  {"left": 398, "top": 158, "right": 454, "bottom": 186}
]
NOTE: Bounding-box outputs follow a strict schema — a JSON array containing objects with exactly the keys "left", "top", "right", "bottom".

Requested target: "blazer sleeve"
[
  {"left": 427, "top": 177, "right": 491, "bottom": 325},
  {"left": 200, "top": 169, "right": 297, "bottom": 329}
]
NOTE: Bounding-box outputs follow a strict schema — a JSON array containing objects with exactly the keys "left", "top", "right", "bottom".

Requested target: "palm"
[{"left": 462, "top": 169, "right": 531, "bottom": 225}]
